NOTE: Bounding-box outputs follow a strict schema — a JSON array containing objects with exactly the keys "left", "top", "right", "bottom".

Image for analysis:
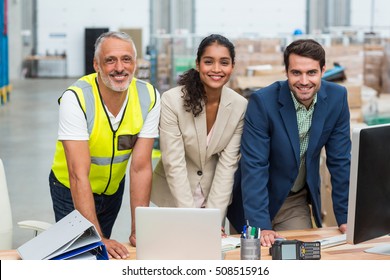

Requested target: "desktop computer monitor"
[{"left": 347, "top": 123, "right": 390, "bottom": 255}]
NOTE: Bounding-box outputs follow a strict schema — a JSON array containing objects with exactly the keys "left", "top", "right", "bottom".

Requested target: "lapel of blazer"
[
  {"left": 278, "top": 81, "right": 300, "bottom": 167},
  {"left": 306, "top": 85, "right": 327, "bottom": 159},
  {"left": 206, "top": 87, "right": 231, "bottom": 158},
  {"left": 194, "top": 108, "right": 207, "bottom": 169}
]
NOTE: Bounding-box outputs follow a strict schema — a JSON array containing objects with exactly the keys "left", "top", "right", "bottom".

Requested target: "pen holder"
[{"left": 240, "top": 238, "right": 260, "bottom": 260}]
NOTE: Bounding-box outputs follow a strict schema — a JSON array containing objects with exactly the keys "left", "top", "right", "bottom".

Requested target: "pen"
[
  {"left": 254, "top": 227, "right": 258, "bottom": 239},
  {"left": 246, "top": 220, "right": 251, "bottom": 239},
  {"left": 250, "top": 226, "right": 256, "bottom": 239}
]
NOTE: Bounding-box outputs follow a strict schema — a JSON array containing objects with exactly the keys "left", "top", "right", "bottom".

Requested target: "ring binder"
[{"left": 17, "top": 210, "right": 108, "bottom": 260}]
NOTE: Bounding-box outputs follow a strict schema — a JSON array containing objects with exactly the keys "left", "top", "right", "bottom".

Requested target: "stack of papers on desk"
[{"left": 222, "top": 236, "right": 241, "bottom": 252}]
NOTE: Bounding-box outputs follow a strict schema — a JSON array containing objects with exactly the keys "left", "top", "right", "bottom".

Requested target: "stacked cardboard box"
[
  {"left": 381, "top": 43, "right": 390, "bottom": 93},
  {"left": 231, "top": 66, "right": 286, "bottom": 98},
  {"left": 135, "top": 59, "right": 151, "bottom": 82},
  {"left": 157, "top": 52, "right": 171, "bottom": 93},
  {"left": 337, "top": 80, "right": 364, "bottom": 123},
  {"left": 363, "top": 44, "right": 384, "bottom": 93},
  {"left": 324, "top": 44, "right": 364, "bottom": 80},
  {"left": 233, "top": 38, "right": 284, "bottom": 78}
]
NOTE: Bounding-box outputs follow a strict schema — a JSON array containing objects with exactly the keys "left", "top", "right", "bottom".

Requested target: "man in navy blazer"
[{"left": 228, "top": 39, "right": 351, "bottom": 247}]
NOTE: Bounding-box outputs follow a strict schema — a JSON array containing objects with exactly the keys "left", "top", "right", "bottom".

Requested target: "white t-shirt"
[{"left": 58, "top": 88, "right": 160, "bottom": 140}]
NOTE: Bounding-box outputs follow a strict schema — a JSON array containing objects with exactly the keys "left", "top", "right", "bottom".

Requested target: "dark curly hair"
[{"left": 177, "top": 34, "right": 235, "bottom": 117}]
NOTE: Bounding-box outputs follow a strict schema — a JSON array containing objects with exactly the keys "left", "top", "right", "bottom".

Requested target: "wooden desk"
[
  {"left": 2, "top": 227, "right": 390, "bottom": 260},
  {"left": 223, "top": 227, "right": 390, "bottom": 260}
]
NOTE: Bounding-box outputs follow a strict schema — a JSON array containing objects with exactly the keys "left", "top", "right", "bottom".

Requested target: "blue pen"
[{"left": 243, "top": 225, "right": 247, "bottom": 239}]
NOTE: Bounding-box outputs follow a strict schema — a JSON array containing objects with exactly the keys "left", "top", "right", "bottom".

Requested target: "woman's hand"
[{"left": 221, "top": 227, "right": 227, "bottom": 238}]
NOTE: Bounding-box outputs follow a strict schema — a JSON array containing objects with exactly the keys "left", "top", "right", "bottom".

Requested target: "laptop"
[{"left": 135, "top": 207, "right": 221, "bottom": 260}]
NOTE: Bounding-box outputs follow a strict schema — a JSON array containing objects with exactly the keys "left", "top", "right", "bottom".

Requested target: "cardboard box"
[{"left": 337, "top": 81, "right": 363, "bottom": 108}]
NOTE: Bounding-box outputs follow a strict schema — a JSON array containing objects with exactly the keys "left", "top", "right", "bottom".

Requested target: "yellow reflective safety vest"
[{"left": 51, "top": 73, "right": 157, "bottom": 195}]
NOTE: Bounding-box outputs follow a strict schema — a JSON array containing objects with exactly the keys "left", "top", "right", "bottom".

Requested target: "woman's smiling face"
[{"left": 196, "top": 42, "right": 234, "bottom": 92}]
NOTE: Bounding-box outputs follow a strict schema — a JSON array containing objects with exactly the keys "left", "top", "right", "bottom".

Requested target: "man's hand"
[
  {"left": 339, "top": 223, "right": 347, "bottom": 234},
  {"left": 260, "top": 229, "right": 284, "bottom": 247},
  {"left": 129, "top": 232, "right": 136, "bottom": 247},
  {"left": 102, "top": 237, "right": 130, "bottom": 259}
]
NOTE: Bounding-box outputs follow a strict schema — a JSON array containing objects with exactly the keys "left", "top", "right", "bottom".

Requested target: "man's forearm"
[
  {"left": 70, "top": 179, "right": 104, "bottom": 238},
  {"left": 130, "top": 166, "right": 152, "bottom": 232}
]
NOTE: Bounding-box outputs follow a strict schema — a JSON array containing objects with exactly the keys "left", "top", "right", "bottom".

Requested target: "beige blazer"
[{"left": 151, "top": 85, "right": 247, "bottom": 223}]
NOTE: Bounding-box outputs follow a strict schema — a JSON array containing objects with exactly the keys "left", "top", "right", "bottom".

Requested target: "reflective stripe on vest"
[{"left": 72, "top": 78, "right": 153, "bottom": 135}]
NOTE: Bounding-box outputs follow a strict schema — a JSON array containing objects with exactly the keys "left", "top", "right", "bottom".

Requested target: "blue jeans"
[{"left": 49, "top": 170, "right": 125, "bottom": 238}]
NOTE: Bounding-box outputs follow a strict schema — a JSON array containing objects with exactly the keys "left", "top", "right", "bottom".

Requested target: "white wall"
[
  {"left": 350, "top": 0, "right": 390, "bottom": 35},
  {"left": 36, "top": 0, "right": 150, "bottom": 77},
  {"left": 195, "top": 0, "right": 307, "bottom": 38}
]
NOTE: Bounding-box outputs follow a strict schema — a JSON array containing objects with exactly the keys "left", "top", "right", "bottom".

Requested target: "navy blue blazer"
[{"left": 227, "top": 80, "right": 351, "bottom": 232}]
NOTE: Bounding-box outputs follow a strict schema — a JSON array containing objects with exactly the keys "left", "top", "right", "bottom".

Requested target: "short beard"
[{"left": 99, "top": 70, "right": 132, "bottom": 92}]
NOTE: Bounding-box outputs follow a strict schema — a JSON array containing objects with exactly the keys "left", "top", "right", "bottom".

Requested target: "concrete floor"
[{"left": 0, "top": 78, "right": 132, "bottom": 248}]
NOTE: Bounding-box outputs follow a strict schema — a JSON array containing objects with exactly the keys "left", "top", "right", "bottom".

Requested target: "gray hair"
[{"left": 94, "top": 31, "right": 137, "bottom": 61}]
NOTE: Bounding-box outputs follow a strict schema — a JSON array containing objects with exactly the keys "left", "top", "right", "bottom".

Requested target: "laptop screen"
[{"left": 135, "top": 207, "right": 221, "bottom": 260}]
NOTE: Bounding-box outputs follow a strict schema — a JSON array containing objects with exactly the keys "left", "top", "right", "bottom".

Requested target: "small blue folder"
[{"left": 50, "top": 241, "right": 108, "bottom": 260}]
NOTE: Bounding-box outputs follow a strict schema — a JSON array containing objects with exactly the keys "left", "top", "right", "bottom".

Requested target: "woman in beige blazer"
[{"left": 151, "top": 34, "right": 247, "bottom": 228}]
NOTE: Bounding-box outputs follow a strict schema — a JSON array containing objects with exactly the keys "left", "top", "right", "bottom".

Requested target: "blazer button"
[{"left": 197, "top": 170, "right": 203, "bottom": 176}]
